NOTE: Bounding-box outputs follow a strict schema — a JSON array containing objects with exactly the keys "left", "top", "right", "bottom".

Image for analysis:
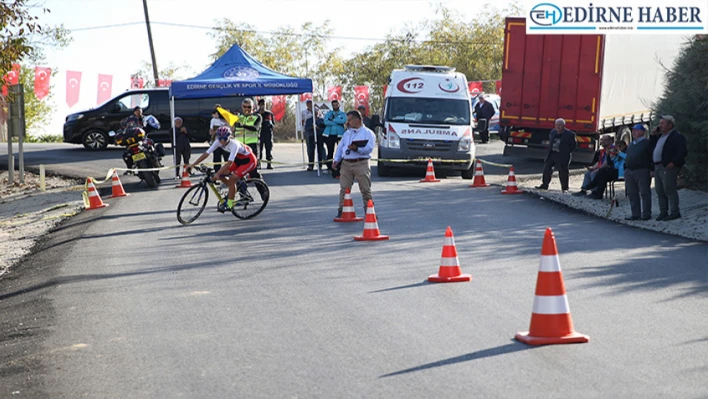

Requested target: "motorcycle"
[{"left": 111, "top": 115, "right": 165, "bottom": 188}]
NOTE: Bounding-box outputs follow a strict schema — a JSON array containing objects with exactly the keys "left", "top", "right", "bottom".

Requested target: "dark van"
[{"left": 63, "top": 88, "right": 249, "bottom": 150}]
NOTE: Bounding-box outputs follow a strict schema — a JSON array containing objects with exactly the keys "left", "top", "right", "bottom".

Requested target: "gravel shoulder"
[
  {"left": 0, "top": 171, "right": 84, "bottom": 277},
  {"left": 512, "top": 170, "right": 708, "bottom": 242}
]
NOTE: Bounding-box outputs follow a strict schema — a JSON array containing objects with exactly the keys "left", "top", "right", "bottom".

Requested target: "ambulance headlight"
[
  {"left": 387, "top": 132, "right": 400, "bottom": 149},
  {"left": 457, "top": 136, "right": 471, "bottom": 152}
]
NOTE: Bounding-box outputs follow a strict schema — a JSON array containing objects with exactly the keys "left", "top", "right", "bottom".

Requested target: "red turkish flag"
[
  {"left": 34, "top": 67, "right": 51, "bottom": 100},
  {"left": 327, "top": 86, "right": 342, "bottom": 101},
  {"left": 495, "top": 80, "right": 502, "bottom": 95},
  {"left": 97, "top": 74, "right": 113, "bottom": 104},
  {"left": 66, "top": 70, "right": 82, "bottom": 107},
  {"left": 468, "top": 81, "right": 483, "bottom": 96},
  {"left": 383, "top": 85, "right": 388, "bottom": 98},
  {"left": 2, "top": 63, "right": 21, "bottom": 97},
  {"left": 157, "top": 79, "right": 172, "bottom": 87},
  {"left": 299, "top": 92, "right": 312, "bottom": 102},
  {"left": 271, "top": 95, "right": 286, "bottom": 122},
  {"left": 354, "top": 86, "right": 369, "bottom": 115}
]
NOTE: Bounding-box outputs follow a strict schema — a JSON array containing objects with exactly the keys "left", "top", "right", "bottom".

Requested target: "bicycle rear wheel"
[
  {"left": 232, "top": 178, "right": 269, "bottom": 220},
  {"left": 177, "top": 184, "right": 209, "bottom": 225}
]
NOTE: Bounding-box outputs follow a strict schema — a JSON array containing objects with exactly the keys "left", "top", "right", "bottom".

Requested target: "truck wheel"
[
  {"left": 377, "top": 163, "right": 390, "bottom": 177},
  {"left": 617, "top": 127, "right": 631, "bottom": 146},
  {"left": 461, "top": 165, "right": 475, "bottom": 180},
  {"left": 82, "top": 130, "right": 108, "bottom": 150}
]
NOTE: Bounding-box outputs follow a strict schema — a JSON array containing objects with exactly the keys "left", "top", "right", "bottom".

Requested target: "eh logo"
[{"left": 530, "top": 3, "right": 563, "bottom": 26}]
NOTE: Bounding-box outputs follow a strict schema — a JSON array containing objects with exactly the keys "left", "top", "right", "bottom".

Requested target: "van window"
[
  {"left": 113, "top": 93, "right": 150, "bottom": 113},
  {"left": 385, "top": 97, "right": 470, "bottom": 125}
]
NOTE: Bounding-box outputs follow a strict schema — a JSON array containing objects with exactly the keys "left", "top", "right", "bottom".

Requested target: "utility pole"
[{"left": 142, "top": 0, "right": 160, "bottom": 85}]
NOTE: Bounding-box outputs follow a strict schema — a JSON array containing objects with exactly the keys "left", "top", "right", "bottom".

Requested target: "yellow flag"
[{"left": 216, "top": 106, "right": 239, "bottom": 127}]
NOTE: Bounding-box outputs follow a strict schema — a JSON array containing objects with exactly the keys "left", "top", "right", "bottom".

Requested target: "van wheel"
[
  {"left": 82, "top": 130, "right": 108, "bottom": 150},
  {"left": 377, "top": 163, "right": 390, "bottom": 177},
  {"left": 461, "top": 165, "right": 475, "bottom": 179}
]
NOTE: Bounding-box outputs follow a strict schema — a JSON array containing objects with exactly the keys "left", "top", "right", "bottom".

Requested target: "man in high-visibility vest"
[{"left": 233, "top": 98, "right": 262, "bottom": 177}]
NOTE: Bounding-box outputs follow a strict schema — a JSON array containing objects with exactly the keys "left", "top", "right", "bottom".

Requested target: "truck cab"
[{"left": 377, "top": 65, "right": 476, "bottom": 178}]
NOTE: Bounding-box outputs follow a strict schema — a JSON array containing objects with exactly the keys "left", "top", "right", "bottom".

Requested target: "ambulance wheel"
[{"left": 377, "top": 163, "right": 390, "bottom": 177}]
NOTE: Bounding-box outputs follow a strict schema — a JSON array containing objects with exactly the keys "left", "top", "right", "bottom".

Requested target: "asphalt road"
[
  {"left": 0, "top": 140, "right": 583, "bottom": 181},
  {"left": 1, "top": 144, "right": 706, "bottom": 398}
]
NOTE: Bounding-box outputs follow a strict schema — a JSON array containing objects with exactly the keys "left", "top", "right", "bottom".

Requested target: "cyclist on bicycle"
[{"left": 187, "top": 126, "right": 257, "bottom": 212}]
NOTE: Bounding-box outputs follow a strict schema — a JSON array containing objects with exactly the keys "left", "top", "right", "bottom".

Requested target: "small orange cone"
[
  {"left": 420, "top": 159, "right": 441, "bottom": 183},
  {"left": 334, "top": 188, "right": 363, "bottom": 223},
  {"left": 501, "top": 166, "right": 523, "bottom": 194},
  {"left": 515, "top": 228, "right": 589, "bottom": 345},
  {"left": 176, "top": 166, "right": 192, "bottom": 188},
  {"left": 354, "top": 200, "right": 389, "bottom": 241},
  {"left": 428, "top": 226, "right": 472, "bottom": 283},
  {"left": 85, "top": 178, "right": 108, "bottom": 210},
  {"left": 108, "top": 170, "right": 130, "bottom": 198},
  {"left": 469, "top": 159, "right": 490, "bottom": 187}
]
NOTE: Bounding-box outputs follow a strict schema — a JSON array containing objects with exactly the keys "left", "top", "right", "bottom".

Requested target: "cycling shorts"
[{"left": 228, "top": 152, "right": 258, "bottom": 179}]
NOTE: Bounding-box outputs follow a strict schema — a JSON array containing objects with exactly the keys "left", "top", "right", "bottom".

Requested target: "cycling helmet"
[{"left": 215, "top": 126, "right": 231, "bottom": 140}]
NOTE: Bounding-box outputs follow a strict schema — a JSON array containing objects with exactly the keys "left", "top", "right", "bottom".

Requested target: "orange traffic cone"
[
  {"left": 354, "top": 200, "right": 389, "bottom": 241},
  {"left": 335, "top": 188, "right": 364, "bottom": 223},
  {"left": 85, "top": 178, "right": 108, "bottom": 210},
  {"left": 108, "top": 170, "right": 130, "bottom": 198},
  {"left": 428, "top": 226, "right": 472, "bottom": 283},
  {"left": 515, "top": 228, "right": 589, "bottom": 345},
  {"left": 420, "top": 159, "right": 441, "bottom": 183},
  {"left": 501, "top": 166, "right": 523, "bottom": 194},
  {"left": 176, "top": 166, "right": 192, "bottom": 188},
  {"left": 469, "top": 159, "right": 490, "bottom": 187}
]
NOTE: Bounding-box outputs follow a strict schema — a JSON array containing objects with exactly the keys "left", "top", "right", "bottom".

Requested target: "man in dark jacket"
[
  {"left": 623, "top": 124, "right": 653, "bottom": 220},
  {"left": 474, "top": 96, "right": 495, "bottom": 144},
  {"left": 257, "top": 98, "right": 275, "bottom": 169},
  {"left": 536, "top": 118, "right": 577, "bottom": 192},
  {"left": 650, "top": 115, "right": 688, "bottom": 221}
]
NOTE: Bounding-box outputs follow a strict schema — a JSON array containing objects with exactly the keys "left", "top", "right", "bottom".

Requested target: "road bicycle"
[{"left": 177, "top": 165, "right": 269, "bottom": 225}]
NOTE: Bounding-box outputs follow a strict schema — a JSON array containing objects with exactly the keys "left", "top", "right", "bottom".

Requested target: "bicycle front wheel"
[
  {"left": 177, "top": 184, "right": 209, "bottom": 225},
  {"left": 232, "top": 179, "right": 269, "bottom": 220}
]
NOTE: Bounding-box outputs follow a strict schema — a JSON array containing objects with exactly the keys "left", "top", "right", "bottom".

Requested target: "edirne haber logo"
[{"left": 525, "top": 0, "right": 708, "bottom": 34}]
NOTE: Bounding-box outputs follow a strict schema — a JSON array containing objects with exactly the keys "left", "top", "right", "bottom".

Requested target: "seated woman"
[{"left": 584, "top": 143, "right": 626, "bottom": 199}]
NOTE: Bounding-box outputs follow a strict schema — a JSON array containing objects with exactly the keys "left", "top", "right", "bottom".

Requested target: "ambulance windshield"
[{"left": 385, "top": 97, "right": 471, "bottom": 125}]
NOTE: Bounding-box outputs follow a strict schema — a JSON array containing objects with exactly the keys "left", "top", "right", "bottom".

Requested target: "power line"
[
  {"left": 66, "top": 21, "right": 503, "bottom": 46},
  {"left": 68, "top": 22, "right": 144, "bottom": 31}
]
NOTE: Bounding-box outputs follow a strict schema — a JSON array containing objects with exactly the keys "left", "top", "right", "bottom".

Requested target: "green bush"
[{"left": 654, "top": 36, "right": 708, "bottom": 191}]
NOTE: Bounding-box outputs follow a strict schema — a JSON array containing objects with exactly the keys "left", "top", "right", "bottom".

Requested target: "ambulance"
[{"left": 377, "top": 65, "right": 476, "bottom": 178}]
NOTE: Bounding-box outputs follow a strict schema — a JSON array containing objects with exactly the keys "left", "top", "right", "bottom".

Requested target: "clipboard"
[{"left": 351, "top": 139, "right": 369, "bottom": 147}]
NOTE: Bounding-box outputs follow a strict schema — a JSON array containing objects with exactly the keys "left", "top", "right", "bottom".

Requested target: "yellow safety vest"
[{"left": 234, "top": 114, "right": 261, "bottom": 145}]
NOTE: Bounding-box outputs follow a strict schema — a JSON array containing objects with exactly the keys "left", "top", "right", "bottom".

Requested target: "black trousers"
[
  {"left": 246, "top": 142, "right": 261, "bottom": 179},
  {"left": 479, "top": 129, "right": 489, "bottom": 143},
  {"left": 175, "top": 145, "right": 191, "bottom": 177},
  {"left": 586, "top": 167, "right": 618, "bottom": 197},
  {"left": 324, "top": 135, "right": 340, "bottom": 170},
  {"left": 259, "top": 136, "right": 273, "bottom": 161},
  {"left": 542, "top": 152, "right": 571, "bottom": 190},
  {"left": 306, "top": 134, "right": 325, "bottom": 169}
]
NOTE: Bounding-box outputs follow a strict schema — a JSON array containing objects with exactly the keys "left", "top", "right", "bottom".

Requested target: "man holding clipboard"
[{"left": 332, "top": 110, "right": 377, "bottom": 219}]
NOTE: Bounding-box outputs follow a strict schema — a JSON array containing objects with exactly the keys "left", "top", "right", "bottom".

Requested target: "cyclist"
[{"left": 187, "top": 126, "right": 257, "bottom": 213}]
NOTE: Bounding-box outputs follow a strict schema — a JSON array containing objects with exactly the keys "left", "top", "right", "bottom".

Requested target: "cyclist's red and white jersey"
[{"left": 206, "top": 139, "right": 253, "bottom": 164}]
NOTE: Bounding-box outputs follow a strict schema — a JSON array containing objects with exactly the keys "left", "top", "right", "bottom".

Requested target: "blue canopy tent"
[{"left": 168, "top": 44, "right": 313, "bottom": 172}]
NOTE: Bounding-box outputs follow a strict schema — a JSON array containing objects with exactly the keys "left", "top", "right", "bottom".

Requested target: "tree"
[
  {"left": 653, "top": 37, "right": 708, "bottom": 190},
  {"left": 0, "top": 0, "right": 47, "bottom": 79},
  {"left": 132, "top": 61, "right": 193, "bottom": 88},
  {"left": 342, "top": 3, "right": 522, "bottom": 113}
]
